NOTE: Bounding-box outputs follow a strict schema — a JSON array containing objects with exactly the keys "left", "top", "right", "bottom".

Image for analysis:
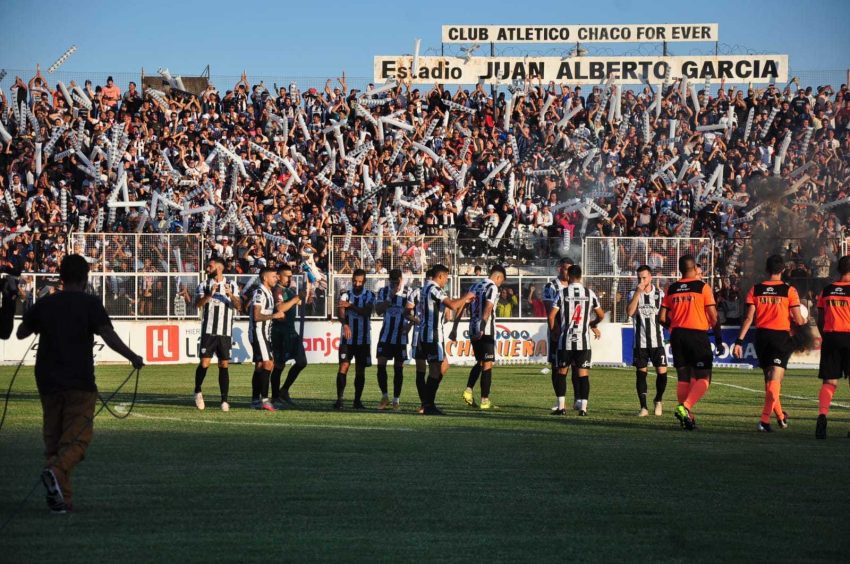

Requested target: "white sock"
[
  {"left": 581, "top": 399, "right": 588, "bottom": 411},
  {"left": 466, "top": 387, "right": 473, "bottom": 393},
  {"left": 393, "top": 397, "right": 400, "bottom": 402},
  {"left": 557, "top": 396, "right": 565, "bottom": 409}
]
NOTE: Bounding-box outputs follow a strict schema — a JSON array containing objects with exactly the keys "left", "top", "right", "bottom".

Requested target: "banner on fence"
[
  {"left": 621, "top": 326, "right": 820, "bottom": 367},
  {"left": 5, "top": 321, "right": 819, "bottom": 367},
  {"left": 1, "top": 320, "right": 622, "bottom": 366}
]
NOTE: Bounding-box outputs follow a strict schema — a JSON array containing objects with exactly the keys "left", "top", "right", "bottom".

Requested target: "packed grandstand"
[{"left": 1, "top": 67, "right": 848, "bottom": 320}]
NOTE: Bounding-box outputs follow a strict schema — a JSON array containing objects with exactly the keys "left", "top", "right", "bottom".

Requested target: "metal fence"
[
  {"left": 1, "top": 68, "right": 374, "bottom": 98},
  {"left": 457, "top": 275, "right": 552, "bottom": 319},
  {"left": 68, "top": 233, "right": 203, "bottom": 273},
  {"left": 582, "top": 236, "right": 714, "bottom": 323},
  {"left": 456, "top": 232, "right": 581, "bottom": 273},
  {"left": 17, "top": 272, "right": 201, "bottom": 319},
  {"left": 329, "top": 234, "right": 456, "bottom": 275},
  {"left": 14, "top": 231, "right": 842, "bottom": 321}
]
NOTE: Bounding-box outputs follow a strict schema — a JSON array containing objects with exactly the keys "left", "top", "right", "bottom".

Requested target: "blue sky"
[{"left": 1, "top": 0, "right": 848, "bottom": 79}]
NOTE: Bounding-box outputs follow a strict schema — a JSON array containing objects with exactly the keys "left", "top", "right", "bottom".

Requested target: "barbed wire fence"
[{"left": 0, "top": 68, "right": 376, "bottom": 95}]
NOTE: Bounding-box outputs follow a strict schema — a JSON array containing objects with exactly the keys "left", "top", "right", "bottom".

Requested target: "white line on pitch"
[
  {"left": 129, "top": 412, "right": 567, "bottom": 438},
  {"left": 712, "top": 380, "right": 850, "bottom": 409},
  {"left": 130, "top": 412, "right": 415, "bottom": 432}
]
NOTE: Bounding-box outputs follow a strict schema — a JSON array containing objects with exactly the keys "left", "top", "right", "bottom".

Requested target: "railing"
[
  {"left": 582, "top": 236, "right": 714, "bottom": 323},
  {"left": 16, "top": 232, "right": 841, "bottom": 321},
  {"left": 457, "top": 275, "right": 552, "bottom": 319},
  {"left": 456, "top": 229, "right": 581, "bottom": 272},
  {"left": 68, "top": 233, "right": 203, "bottom": 274},
  {"left": 17, "top": 272, "right": 201, "bottom": 319}
]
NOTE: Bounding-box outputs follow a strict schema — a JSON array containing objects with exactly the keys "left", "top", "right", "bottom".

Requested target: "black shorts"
[
  {"left": 339, "top": 343, "right": 372, "bottom": 366},
  {"left": 548, "top": 338, "right": 558, "bottom": 364},
  {"left": 818, "top": 333, "right": 850, "bottom": 380},
  {"left": 415, "top": 342, "right": 445, "bottom": 363},
  {"left": 755, "top": 329, "right": 793, "bottom": 370},
  {"left": 472, "top": 336, "right": 496, "bottom": 363},
  {"left": 199, "top": 334, "right": 231, "bottom": 361},
  {"left": 633, "top": 347, "right": 667, "bottom": 369},
  {"left": 557, "top": 349, "right": 592, "bottom": 369},
  {"left": 273, "top": 333, "right": 307, "bottom": 366},
  {"left": 376, "top": 342, "right": 408, "bottom": 362},
  {"left": 251, "top": 335, "right": 273, "bottom": 363},
  {"left": 669, "top": 328, "right": 713, "bottom": 370}
]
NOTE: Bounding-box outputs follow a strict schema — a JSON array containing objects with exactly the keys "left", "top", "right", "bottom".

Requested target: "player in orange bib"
[
  {"left": 815, "top": 256, "right": 850, "bottom": 439},
  {"left": 659, "top": 254, "right": 718, "bottom": 430},
  {"left": 733, "top": 255, "right": 806, "bottom": 432}
]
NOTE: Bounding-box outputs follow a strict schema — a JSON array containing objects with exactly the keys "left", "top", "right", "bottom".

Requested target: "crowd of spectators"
[{"left": 1, "top": 65, "right": 849, "bottom": 312}]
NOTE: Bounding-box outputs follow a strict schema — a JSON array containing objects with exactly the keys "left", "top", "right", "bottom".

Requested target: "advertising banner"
[
  {"left": 621, "top": 327, "right": 820, "bottom": 368},
  {"left": 1, "top": 320, "right": 622, "bottom": 366}
]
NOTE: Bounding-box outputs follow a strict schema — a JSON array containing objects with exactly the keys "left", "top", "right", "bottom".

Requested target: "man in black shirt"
[
  {"left": 17, "top": 255, "right": 144, "bottom": 514},
  {"left": 0, "top": 267, "right": 20, "bottom": 339}
]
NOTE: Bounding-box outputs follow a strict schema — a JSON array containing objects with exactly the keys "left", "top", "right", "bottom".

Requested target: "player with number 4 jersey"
[{"left": 548, "top": 265, "right": 604, "bottom": 416}]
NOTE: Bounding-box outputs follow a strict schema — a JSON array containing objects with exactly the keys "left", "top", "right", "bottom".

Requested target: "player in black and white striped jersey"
[
  {"left": 407, "top": 268, "right": 430, "bottom": 410},
  {"left": 626, "top": 265, "right": 668, "bottom": 417},
  {"left": 249, "top": 267, "right": 284, "bottom": 411},
  {"left": 548, "top": 265, "right": 605, "bottom": 416},
  {"left": 374, "top": 269, "right": 416, "bottom": 410},
  {"left": 542, "top": 257, "right": 574, "bottom": 412},
  {"left": 335, "top": 269, "right": 375, "bottom": 410},
  {"left": 462, "top": 265, "right": 506, "bottom": 410},
  {"left": 193, "top": 257, "right": 241, "bottom": 412},
  {"left": 416, "top": 264, "right": 475, "bottom": 415}
]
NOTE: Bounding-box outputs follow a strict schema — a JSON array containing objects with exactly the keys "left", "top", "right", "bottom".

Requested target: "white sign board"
[
  {"left": 0, "top": 321, "right": 817, "bottom": 368},
  {"left": 442, "top": 24, "right": 719, "bottom": 44},
  {"left": 1, "top": 320, "right": 623, "bottom": 366},
  {"left": 374, "top": 55, "right": 788, "bottom": 85}
]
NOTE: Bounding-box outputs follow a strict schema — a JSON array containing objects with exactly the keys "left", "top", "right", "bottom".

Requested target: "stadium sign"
[
  {"left": 374, "top": 55, "right": 788, "bottom": 85},
  {"left": 442, "top": 24, "right": 719, "bottom": 44}
]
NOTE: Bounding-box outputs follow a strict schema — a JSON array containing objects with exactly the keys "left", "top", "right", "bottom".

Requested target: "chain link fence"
[
  {"left": 330, "top": 234, "right": 455, "bottom": 275},
  {"left": 582, "top": 236, "right": 714, "bottom": 322},
  {"left": 0, "top": 68, "right": 374, "bottom": 97},
  {"left": 68, "top": 233, "right": 203, "bottom": 273}
]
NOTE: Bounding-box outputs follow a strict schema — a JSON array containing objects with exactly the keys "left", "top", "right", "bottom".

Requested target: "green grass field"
[{"left": 1, "top": 363, "right": 849, "bottom": 563}]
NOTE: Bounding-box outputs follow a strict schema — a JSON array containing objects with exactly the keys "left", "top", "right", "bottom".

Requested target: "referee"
[
  {"left": 660, "top": 254, "right": 718, "bottom": 430},
  {"left": 814, "top": 256, "right": 850, "bottom": 439},
  {"left": 193, "top": 257, "right": 241, "bottom": 412},
  {"left": 17, "top": 254, "right": 144, "bottom": 514},
  {"left": 734, "top": 255, "right": 805, "bottom": 432}
]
